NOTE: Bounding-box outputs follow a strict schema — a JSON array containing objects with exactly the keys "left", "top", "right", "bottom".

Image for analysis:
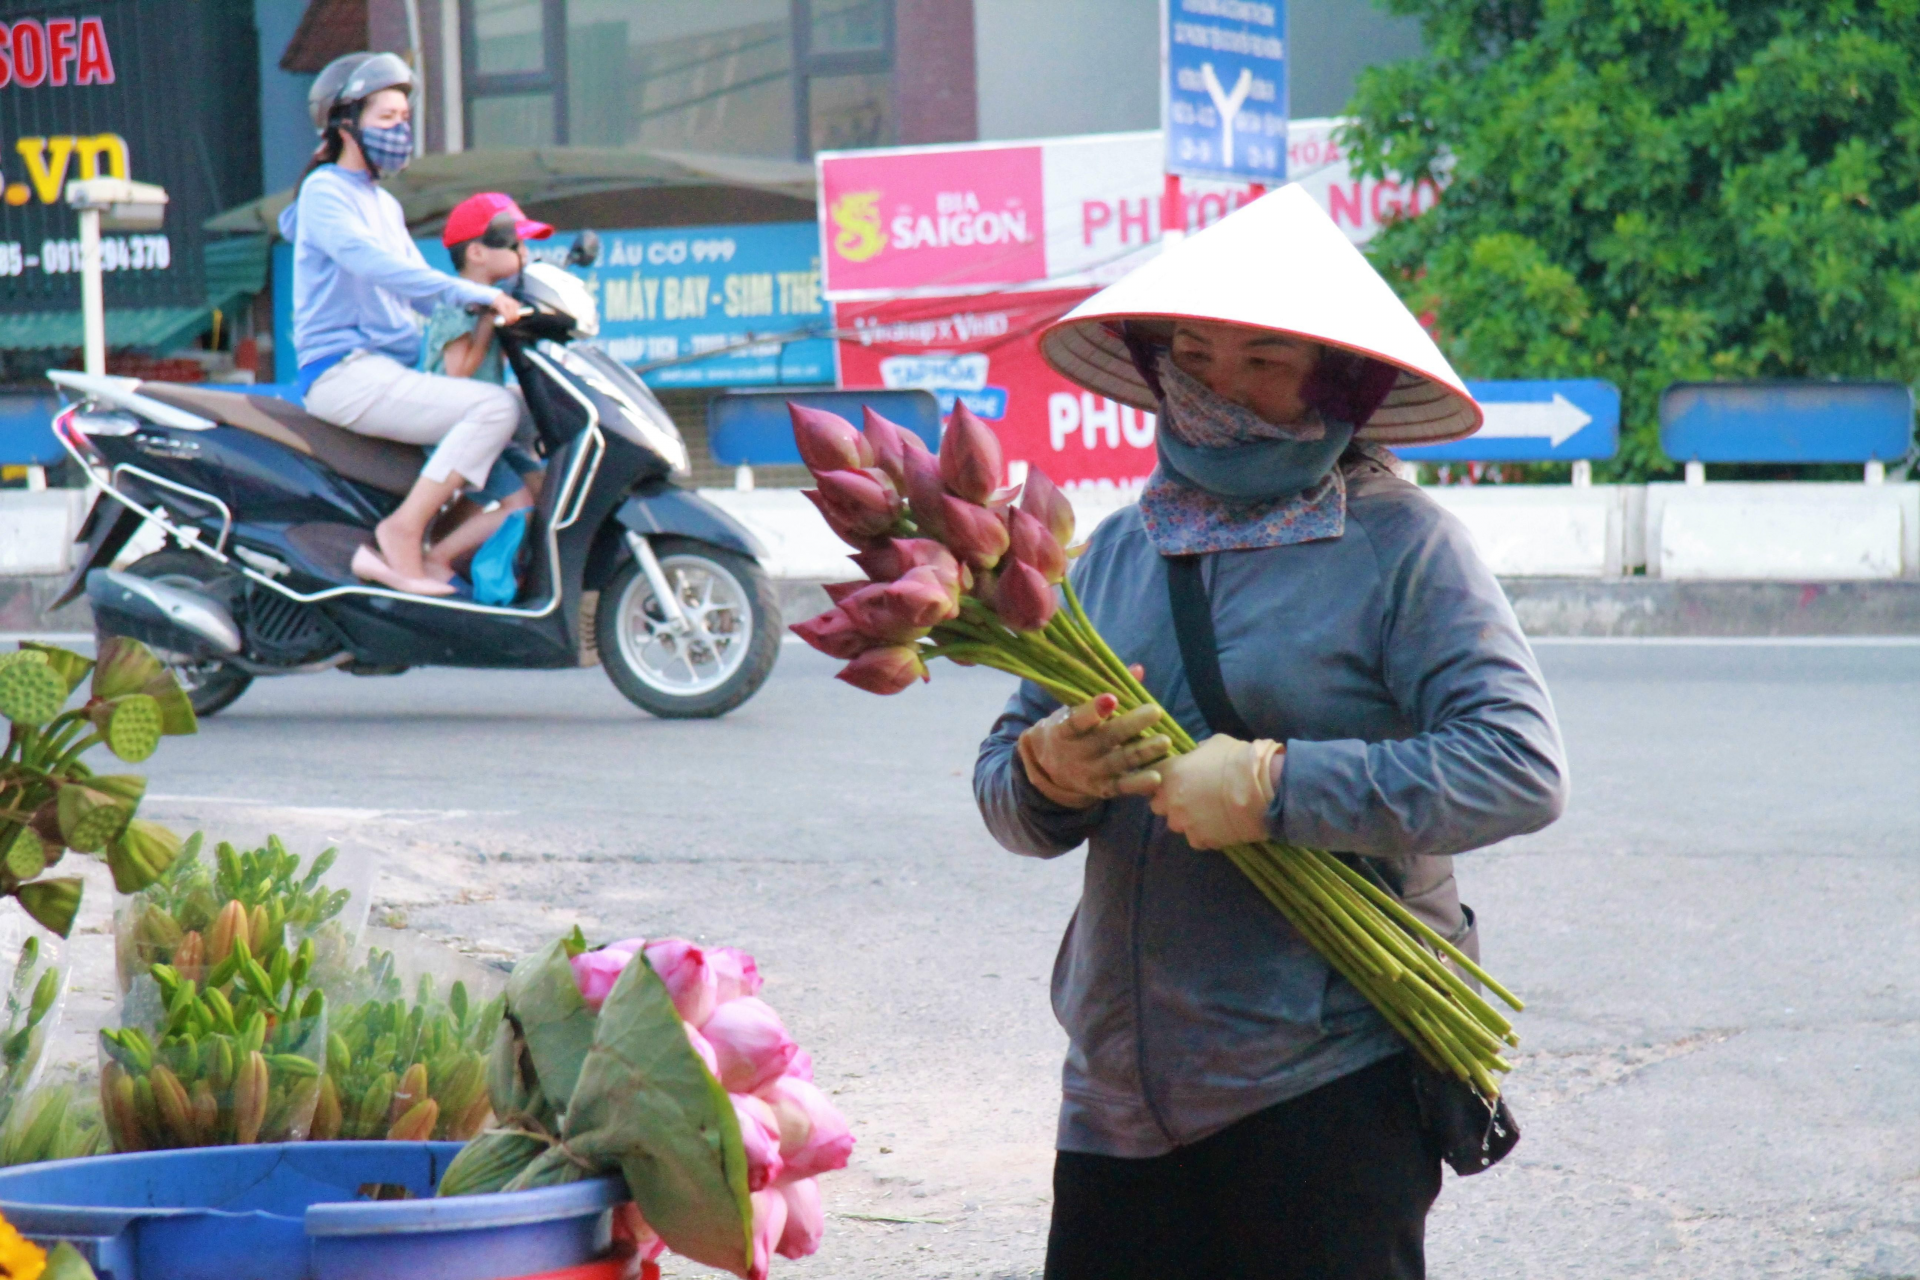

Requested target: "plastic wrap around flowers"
[
  {"left": 437, "top": 931, "right": 850, "bottom": 1280},
  {"left": 785, "top": 400, "right": 1528, "bottom": 1105}
]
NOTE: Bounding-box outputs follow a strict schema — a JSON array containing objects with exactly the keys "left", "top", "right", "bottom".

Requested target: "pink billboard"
[{"left": 819, "top": 143, "right": 1046, "bottom": 297}]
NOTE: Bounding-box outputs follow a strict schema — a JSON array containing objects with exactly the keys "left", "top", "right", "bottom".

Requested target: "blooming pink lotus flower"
[
  {"left": 733, "top": 1092, "right": 786, "bottom": 1192},
  {"left": 709, "top": 946, "right": 763, "bottom": 1003},
  {"left": 643, "top": 938, "right": 719, "bottom": 1027},
  {"left": 789, "top": 607, "right": 879, "bottom": 660},
  {"left": 836, "top": 645, "right": 929, "bottom": 695},
  {"left": 748, "top": 1186, "right": 788, "bottom": 1280},
  {"left": 704, "top": 997, "right": 799, "bottom": 1093},
  {"left": 806, "top": 469, "right": 901, "bottom": 543},
  {"left": 939, "top": 496, "right": 1011, "bottom": 570},
  {"left": 850, "top": 537, "right": 960, "bottom": 586},
  {"left": 994, "top": 557, "right": 1058, "bottom": 632},
  {"left": 900, "top": 444, "right": 949, "bottom": 538},
  {"left": 1020, "top": 466, "right": 1076, "bottom": 547},
  {"left": 939, "top": 403, "right": 1004, "bottom": 503},
  {"left": 838, "top": 571, "right": 956, "bottom": 642},
  {"left": 1008, "top": 506, "right": 1068, "bottom": 584},
  {"left": 569, "top": 947, "right": 633, "bottom": 1012},
  {"left": 777, "top": 1178, "right": 825, "bottom": 1260},
  {"left": 790, "top": 403, "right": 873, "bottom": 475},
  {"left": 685, "top": 1021, "right": 721, "bottom": 1076},
  {"left": 861, "top": 406, "right": 920, "bottom": 487},
  {"left": 758, "top": 1075, "right": 856, "bottom": 1181}
]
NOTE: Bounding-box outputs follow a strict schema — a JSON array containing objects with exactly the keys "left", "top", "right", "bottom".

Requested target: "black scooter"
[{"left": 48, "top": 236, "right": 781, "bottom": 719}]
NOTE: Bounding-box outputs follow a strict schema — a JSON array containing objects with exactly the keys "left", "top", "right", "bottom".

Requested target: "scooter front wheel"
[{"left": 597, "top": 537, "right": 780, "bottom": 718}]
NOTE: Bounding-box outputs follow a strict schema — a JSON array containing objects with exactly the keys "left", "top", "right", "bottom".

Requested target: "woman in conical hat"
[{"left": 974, "top": 186, "right": 1568, "bottom": 1278}]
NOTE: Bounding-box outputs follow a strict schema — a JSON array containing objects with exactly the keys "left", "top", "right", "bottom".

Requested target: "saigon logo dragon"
[{"left": 830, "top": 190, "right": 885, "bottom": 263}]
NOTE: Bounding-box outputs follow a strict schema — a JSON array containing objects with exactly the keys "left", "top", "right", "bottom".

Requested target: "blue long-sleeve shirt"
[
  {"left": 973, "top": 451, "right": 1569, "bottom": 1157},
  {"left": 278, "top": 165, "right": 497, "bottom": 373}
]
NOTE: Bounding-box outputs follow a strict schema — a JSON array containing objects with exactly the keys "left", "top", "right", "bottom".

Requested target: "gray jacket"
[{"left": 973, "top": 455, "right": 1569, "bottom": 1157}]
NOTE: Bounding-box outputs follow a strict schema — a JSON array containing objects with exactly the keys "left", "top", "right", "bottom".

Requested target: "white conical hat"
[{"left": 1039, "top": 183, "right": 1481, "bottom": 445}]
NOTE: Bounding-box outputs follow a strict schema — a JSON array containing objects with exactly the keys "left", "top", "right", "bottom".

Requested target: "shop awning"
[
  {"left": 203, "top": 146, "right": 817, "bottom": 238},
  {"left": 0, "top": 235, "right": 269, "bottom": 353}
]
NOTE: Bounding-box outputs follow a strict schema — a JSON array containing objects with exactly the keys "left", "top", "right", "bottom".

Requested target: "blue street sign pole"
[{"left": 1163, "top": 0, "right": 1289, "bottom": 186}]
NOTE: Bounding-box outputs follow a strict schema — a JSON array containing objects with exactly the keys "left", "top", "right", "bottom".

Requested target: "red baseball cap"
[{"left": 441, "top": 192, "right": 554, "bottom": 247}]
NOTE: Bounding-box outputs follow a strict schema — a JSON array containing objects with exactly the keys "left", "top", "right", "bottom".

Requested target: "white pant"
[{"left": 305, "top": 352, "right": 520, "bottom": 488}]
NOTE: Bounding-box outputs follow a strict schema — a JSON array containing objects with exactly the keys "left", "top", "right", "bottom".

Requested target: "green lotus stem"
[
  {"left": 51, "top": 732, "right": 103, "bottom": 775},
  {"left": 1316, "top": 853, "right": 1522, "bottom": 1011}
]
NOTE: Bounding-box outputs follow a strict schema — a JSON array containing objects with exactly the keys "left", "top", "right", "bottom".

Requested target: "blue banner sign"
[
  {"left": 1396, "top": 379, "right": 1620, "bottom": 462},
  {"left": 709, "top": 390, "right": 940, "bottom": 468},
  {"left": 417, "top": 222, "right": 835, "bottom": 390},
  {"left": 1163, "top": 0, "right": 1288, "bottom": 184},
  {"left": 1660, "top": 381, "right": 1914, "bottom": 463},
  {"left": 0, "top": 392, "right": 59, "bottom": 466}
]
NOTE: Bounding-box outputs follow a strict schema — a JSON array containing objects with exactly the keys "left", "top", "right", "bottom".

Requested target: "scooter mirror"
[{"left": 567, "top": 230, "right": 601, "bottom": 268}]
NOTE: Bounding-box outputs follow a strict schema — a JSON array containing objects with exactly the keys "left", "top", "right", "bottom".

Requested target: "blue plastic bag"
[{"left": 471, "top": 508, "right": 529, "bottom": 605}]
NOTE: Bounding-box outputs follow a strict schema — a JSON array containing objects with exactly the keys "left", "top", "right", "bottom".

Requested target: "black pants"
[{"left": 1045, "top": 1055, "right": 1440, "bottom": 1280}]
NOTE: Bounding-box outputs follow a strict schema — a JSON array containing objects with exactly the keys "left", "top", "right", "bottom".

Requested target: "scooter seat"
[{"left": 137, "top": 382, "right": 427, "bottom": 497}]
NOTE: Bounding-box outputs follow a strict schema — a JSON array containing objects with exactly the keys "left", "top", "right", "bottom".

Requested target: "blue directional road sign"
[
  {"left": 708, "top": 390, "right": 941, "bottom": 469},
  {"left": 1163, "top": 0, "right": 1289, "bottom": 184},
  {"left": 1395, "top": 379, "right": 1620, "bottom": 462},
  {"left": 1660, "top": 381, "right": 1914, "bottom": 463}
]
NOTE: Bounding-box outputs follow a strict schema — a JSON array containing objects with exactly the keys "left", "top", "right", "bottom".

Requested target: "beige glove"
[
  {"left": 1018, "top": 695, "right": 1172, "bottom": 809},
  {"left": 1150, "top": 733, "right": 1283, "bottom": 850}
]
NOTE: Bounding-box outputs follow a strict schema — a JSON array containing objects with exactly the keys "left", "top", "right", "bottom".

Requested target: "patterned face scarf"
[{"left": 1139, "top": 355, "right": 1356, "bottom": 555}]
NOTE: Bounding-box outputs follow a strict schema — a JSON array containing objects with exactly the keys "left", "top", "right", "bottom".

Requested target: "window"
[{"left": 460, "top": 0, "right": 894, "bottom": 158}]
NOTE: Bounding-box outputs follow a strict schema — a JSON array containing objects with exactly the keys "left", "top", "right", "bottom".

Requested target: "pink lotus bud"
[
  {"left": 748, "top": 1186, "right": 788, "bottom": 1280},
  {"left": 777, "top": 1178, "right": 825, "bottom": 1259},
  {"left": 939, "top": 402, "right": 1004, "bottom": 502},
  {"left": 822, "top": 580, "right": 865, "bottom": 604},
  {"left": 861, "top": 406, "right": 915, "bottom": 486},
  {"left": 758, "top": 1075, "right": 856, "bottom": 1180},
  {"left": 812, "top": 469, "right": 901, "bottom": 538},
  {"left": 789, "top": 607, "right": 879, "bottom": 660},
  {"left": 604, "top": 937, "right": 646, "bottom": 958},
  {"left": 939, "top": 496, "right": 1011, "bottom": 570},
  {"left": 850, "top": 537, "right": 960, "bottom": 585},
  {"left": 800, "top": 488, "right": 881, "bottom": 550},
  {"left": 838, "top": 572, "right": 955, "bottom": 643},
  {"left": 836, "top": 645, "right": 929, "bottom": 695},
  {"left": 710, "top": 946, "right": 762, "bottom": 1003},
  {"left": 569, "top": 947, "right": 633, "bottom": 1012},
  {"left": 703, "top": 997, "right": 799, "bottom": 1092},
  {"left": 611, "top": 1202, "right": 666, "bottom": 1266},
  {"left": 900, "top": 444, "right": 949, "bottom": 537},
  {"left": 1020, "top": 466, "right": 1076, "bottom": 546},
  {"left": 787, "top": 1048, "right": 814, "bottom": 1082},
  {"left": 644, "top": 939, "right": 719, "bottom": 1027},
  {"left": 789, "top": 403, "right": 873, "bottom": 474},
  {"left": 994, "top": 557, "right": 1058, "bottom": 632},
  {"left": 685, "top": 1021, "right": 720, "bottom": 1077},
  {"left": 1008, "top": 506, "right": 1068, "bottom": 584},
  {"left": 733, "top": 1092, "right": 786, "bottom": 1192}
]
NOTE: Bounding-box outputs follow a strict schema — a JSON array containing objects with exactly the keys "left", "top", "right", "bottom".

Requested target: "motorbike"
[{"left": 46, "top": 235, "right": 782, "bottom": 719}]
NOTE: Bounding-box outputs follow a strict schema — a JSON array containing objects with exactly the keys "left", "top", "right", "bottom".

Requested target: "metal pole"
[{"left": 78, "top": 205, "right": 105, "bottom": 376}]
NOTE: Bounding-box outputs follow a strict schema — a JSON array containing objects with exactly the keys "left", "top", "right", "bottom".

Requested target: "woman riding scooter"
[{"left": 278, "top": 51, "right": 528, "bottom": 596}]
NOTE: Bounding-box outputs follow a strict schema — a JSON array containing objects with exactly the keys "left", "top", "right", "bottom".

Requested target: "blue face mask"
[
  {"left": 356, "top": 121, "right": 413, "bottom": 175},
  {"left": 1155, "top": 418, "right": 1356, "bottom": 502}
]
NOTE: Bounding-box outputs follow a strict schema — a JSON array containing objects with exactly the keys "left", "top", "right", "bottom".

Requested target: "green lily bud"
[{"left": 28, "top": 967, "right": 57, "bottom": 1024}]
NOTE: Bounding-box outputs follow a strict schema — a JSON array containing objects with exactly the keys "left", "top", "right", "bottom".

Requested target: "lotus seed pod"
[
  {"left": 19, "top": 642, "right": 93, "bottom": 695},
  {"left": 56, "top": 786, "right": 131, "bottom": 854},
  {"left": 103, "top": 694, "right": 162, "bottom": 762},
  {"left": 1, "top": 826, "right": 45, "bottom": 882},
  {"left": 209, "top": 901, "right": 247, "bottom": 966},
  {"left": 0, "top": 655, "right": 66, "bottom": 726},
  {"left": 386, "top": 1097, "right": 438, "bottom": 1142}
]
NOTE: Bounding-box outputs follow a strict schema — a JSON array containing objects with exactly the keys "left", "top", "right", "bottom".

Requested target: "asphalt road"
[{"left": 98, "top": 636, "right": 1920, "bottom": 1278}]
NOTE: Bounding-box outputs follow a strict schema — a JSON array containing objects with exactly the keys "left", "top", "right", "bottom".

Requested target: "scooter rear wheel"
[
  {"left": 105, "top": 549, "right": 254, "bottom": 717},
  {"left": 597, "top": 538, "right": 780, "bottom": 719}
]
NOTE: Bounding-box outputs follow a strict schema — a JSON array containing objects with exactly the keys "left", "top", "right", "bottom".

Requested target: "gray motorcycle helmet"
[{"left": 307, "top": 51, "right": 414, "bottom": 131}]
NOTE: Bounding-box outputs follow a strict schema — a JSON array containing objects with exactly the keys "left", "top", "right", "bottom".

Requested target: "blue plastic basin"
[{"left": 0, "top": 1141, "right": 623, "bottom": 1280}]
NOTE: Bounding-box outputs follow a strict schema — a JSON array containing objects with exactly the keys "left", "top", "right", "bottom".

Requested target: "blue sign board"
[
  {"left": 1396, "top": 379, "right": 1620, "bottom": 462},
  {"left": 0, "top": 393, "right": 60, "bottom": 466},
  {"left": 1163, "top": 0, "right": 1288, "bottom": 183},
  {"left": 709, "top": 390, "right": 940, "bottom": 468},
  {"left": 1660, "top": 381, "right": 1914, "bottom": 463}
]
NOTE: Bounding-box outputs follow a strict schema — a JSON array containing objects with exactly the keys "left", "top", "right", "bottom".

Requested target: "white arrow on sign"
[{"left": 1475, "top": 393, "right": 1594, "bottom": 447}]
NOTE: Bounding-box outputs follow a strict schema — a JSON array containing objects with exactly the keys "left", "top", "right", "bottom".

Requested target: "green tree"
[{"left": 1345, "top": 0, "right": 1920, "bottom": 479}]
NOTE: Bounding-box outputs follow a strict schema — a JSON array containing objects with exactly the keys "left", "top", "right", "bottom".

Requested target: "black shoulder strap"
[{"left": 1164, "top": 555, "right": 1255, "bottom": 740}]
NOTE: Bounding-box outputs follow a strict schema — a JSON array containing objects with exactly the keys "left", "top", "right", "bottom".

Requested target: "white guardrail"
[{"left": 3, "top": 482, "right": 1916, "bottom": 583}]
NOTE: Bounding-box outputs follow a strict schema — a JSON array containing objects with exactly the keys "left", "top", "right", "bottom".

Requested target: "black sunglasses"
[{"left": 479, "top": 212, "right": 522, "bottom": 251}]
